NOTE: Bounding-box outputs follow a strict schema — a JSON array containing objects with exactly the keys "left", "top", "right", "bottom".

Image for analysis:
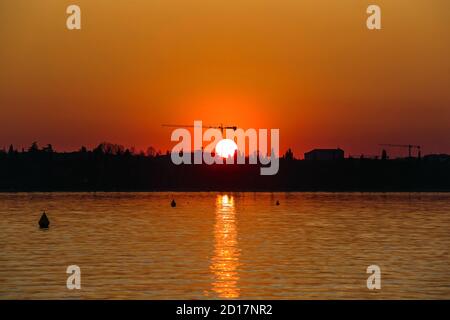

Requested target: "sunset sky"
[{"left": 0, "top": 0, "right": 449, "bottom": 157}]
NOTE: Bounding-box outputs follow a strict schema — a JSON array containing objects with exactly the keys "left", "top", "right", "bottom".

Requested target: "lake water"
[{"left": 0, "top": 192, "right": 449, "bottom": 299}]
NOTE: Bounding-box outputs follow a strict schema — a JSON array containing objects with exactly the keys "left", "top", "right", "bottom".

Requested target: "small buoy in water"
[
  {"left": 39, "top": 212, "right": 50, "bottom": 228},
  {"left": 171, "top": 199, "right": 176, "bottom": 208},
  {"left": 276, "top": 200, "right": 280, "bottom": 206}
]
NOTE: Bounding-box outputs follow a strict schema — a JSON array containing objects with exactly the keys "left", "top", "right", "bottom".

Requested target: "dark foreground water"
[{"left": 0, "top": 192, "right": 449, "bottom": 299}]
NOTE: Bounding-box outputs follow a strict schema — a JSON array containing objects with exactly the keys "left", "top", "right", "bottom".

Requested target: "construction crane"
[
  {"left": 379, "top": 144, "right": 422, "bottom": 158},
  {"left": 162, "top": 124, "right": 237, "bottom": 135}
]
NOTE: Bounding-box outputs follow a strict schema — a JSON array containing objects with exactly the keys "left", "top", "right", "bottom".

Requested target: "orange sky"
[{"left": 0, "top": 0, "right": 449, "bottom": 157}]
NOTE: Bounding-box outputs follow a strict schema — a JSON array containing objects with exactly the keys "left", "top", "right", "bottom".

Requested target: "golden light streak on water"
[{"left": 210, "top": 195, "right": 240, "bottom": 298}]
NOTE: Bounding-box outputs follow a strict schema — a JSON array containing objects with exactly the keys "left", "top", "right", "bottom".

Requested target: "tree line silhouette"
[{"left": 1, "top": 142, "right": 450, "bottom": 191}]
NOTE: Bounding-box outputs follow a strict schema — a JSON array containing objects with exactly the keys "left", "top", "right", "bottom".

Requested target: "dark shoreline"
[{"left": 2, "top": 149, "right": 450, "bottom": 193}]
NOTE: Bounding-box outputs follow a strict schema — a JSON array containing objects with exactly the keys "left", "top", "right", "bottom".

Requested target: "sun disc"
[{"left": 215, "top": 139, "right": 238, "bottom": 158}]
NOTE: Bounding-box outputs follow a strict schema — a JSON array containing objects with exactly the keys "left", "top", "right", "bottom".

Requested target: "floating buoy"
[
  {"left": 39, "top": 212, "right": 50, "bottom": 228},
  {"left": 171, "top": 199, "right": 176, "bottom": 208},
  {"left": 276, "top": 200, "right": 280, "bottom": 206}
]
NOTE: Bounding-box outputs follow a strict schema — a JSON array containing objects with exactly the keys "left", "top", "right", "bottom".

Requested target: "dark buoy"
[
  {"left": 171, "top": 199, "right": 176, "bottom": 208},
  {"left": 276, "top": 200, "right": 280, "bottom": 206},
  {"left": 39, "top": 212, "right": 50, "bottom": 228}
]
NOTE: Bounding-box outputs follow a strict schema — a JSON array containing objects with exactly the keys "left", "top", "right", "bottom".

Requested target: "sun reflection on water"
[{"left": 210, "top": 195, "right": 240, "bottom": 298}]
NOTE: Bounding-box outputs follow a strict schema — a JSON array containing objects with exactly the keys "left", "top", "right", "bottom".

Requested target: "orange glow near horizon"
[{"left": 0, "top": 1, "right": 449, "bottom": 157}]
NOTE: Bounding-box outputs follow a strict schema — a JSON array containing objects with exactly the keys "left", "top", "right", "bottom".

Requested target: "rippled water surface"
[{"left": 0, "top": 192, "right": 449, "bottom": 299}]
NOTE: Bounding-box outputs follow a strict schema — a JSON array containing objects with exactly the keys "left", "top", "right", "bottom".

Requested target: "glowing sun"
[{"left": 215, "top": 139, "right": 238, "bottom": 158}]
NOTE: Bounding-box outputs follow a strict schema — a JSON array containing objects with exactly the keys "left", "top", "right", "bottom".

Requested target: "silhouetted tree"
[
  {"left": 146, "top": 146, "right": 156, "bottom": 158},
  {"left": 28, "top": 142, "right": 39, "bottom": 153},
  {"left": 94, "top": 142, "right": 125, "bottom": 155},
  {"left": 284, "top": 148, "right": 294, "bottom": 160},
  {"left": 43, "top": 144, "right": 54, "bottom": 153}
]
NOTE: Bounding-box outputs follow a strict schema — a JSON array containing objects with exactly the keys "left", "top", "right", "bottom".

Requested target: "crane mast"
[{"left": 379, "top": 144, "right": 421, "bottom": 158}]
